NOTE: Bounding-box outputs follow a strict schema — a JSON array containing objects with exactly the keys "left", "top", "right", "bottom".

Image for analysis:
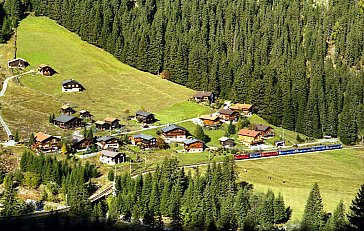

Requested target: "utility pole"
[{"left": 112, "top": 166, "right": 117, "bottom": 197}]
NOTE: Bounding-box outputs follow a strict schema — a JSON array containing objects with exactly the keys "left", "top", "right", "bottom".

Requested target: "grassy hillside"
[
  {"left": 16, "top": 17, "right": 204, "bottom": 120},
  {"left": 235, "top": 148, "right": 364, "bottom": 222}
]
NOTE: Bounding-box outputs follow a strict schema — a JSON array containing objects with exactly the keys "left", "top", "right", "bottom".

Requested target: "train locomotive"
[{"left": 234, "top": 144, "right": 343, "bottom": 160}]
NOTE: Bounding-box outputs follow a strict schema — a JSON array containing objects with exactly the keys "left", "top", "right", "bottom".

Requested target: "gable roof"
[
  {"left": 101, "top": 150, "right": 122, "bottom": 158},
  {"left": 254, "top": 124, "right": 271, "bottom": 132},
  {"left": 61, "top": 105, "right": 73, "bottom": 110},
  {"left": 183, "top": 138, "right": 203, "bottom": 145},
  {"left": 104, "top": 117, "right": 119, "bottom": 123},
  {"left": 8, "top": 58, "right": 28, "bottom": 64},
  {"left": 79, "top": 110, "right": 89, "bottom": 114},
  {"left": 136, "top": 110, "right": 154, "bottom": 117},
  {"left": 71, "top": 135, "right": 86, "bottom": 144},
  {"left": 34, "top": 132, "right": 52, "bottom": 142},
  {"left": 62, "top": 79, "right": 80, "bottom": 86},
  {"left": 218, "top": 109, "right": 236, "bottom": 115},
  {"left": 132, "top": 133, "right": 155, "bottom": 140},
  {"left": 194, "top": 91, "right": 213, "bottom": 98},
  {"left": 161, "top": 124, "right": 188, "bottom": 133},
  {"left": 230, "top": 103, "right": 253, "bottom": 111},
  {"left": 238, "top": 129, "right": 261, "bottom": 138},
  {"left": 218, "top": 137, "right": 234, "bottom": 142},
  {"left": 97, "top": 136, "right": 118, "bottom": 142},
  {"left": 199, "top": 114, "right": 220, "bottom": 121},
  {"left": 95, "top": 120, "right": 106, "bottom": 125},
  {"left": 54, "top": 115, "right": 78, "bottom": 123}
]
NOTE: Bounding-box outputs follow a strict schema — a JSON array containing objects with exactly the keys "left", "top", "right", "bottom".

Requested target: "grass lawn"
[
  {"left": 234, "top": 148, "right": 364, "bottom": 223},
  {"left": 12, "top": 17, "right": 196, "bottom": 118}
]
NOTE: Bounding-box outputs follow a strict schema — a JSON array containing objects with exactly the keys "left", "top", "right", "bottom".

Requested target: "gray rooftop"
[
  {"left": 254, "top": 124, "right": 271, "bottom": 132},
  {"left": 54, "top": 114, "right": 77, "bottom": 123},
  {"left": 101, "top": 150, "right": 122, "bottom": 158},
  {"left": 161, "top": 124, "right": 188, "bottom": 133},
  {"left": 183, "top": 138, "right": 203, "bottom": 145},
  {"left": 136, "top": 110, "right": 154, "bottom": 117},
  {"left": 132, "top": 133, "right": 155, "bottom": 140},
  {"left": 97, "top": 136, "right": 118, "bottom": 142},
  {"left": 218, "top": 109, "right": 236, "bottom": 115},
  {"left": 62, "top": 79, "right": 80, "bottom": 85}
]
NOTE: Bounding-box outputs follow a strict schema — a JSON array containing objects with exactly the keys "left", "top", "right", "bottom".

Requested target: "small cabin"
[
  {"left": 99, "top": 150, "right": 126, "bottom": 165},
  {"left": 95, "top": 121, "right": 110, "bottom": 130},
  {"left": 53, "top": 115, "right": 83, "bottom": 129},
  {"left": 253, "top": 124, "right": 273, "bottom": 137},
  {"left": 104, "top": 117, "right": 120, "bottom": 129},
  {"left": 218, "top": 109, "right": 239, "bottom": 122},
  {"left": 71, "top": 136, "right": 92, "bottom": 152},
  {"left": 96, "top": 136, "right": 120, "bottom": 150},
  {"left": 183, "top": 138, "right": 205, "bottom": 153},
  {"left": 32, "top": 132, "right": 61, "bottom": 153},
  {"left": 199, "top": 114, "right": 221, "bottom": 128},
  {"left": 161, "top": 124, "right": 189, "bottom": 143},
  {"left": 79, "top": 110, "right": 93, "bottom": 119},
  {"left": 129, "top": 134, "right": 157, "bottom": 149},
  {"left": 218, "top": 137, "right": 235, "bottom": 149},
  {"left": 8, "top": 58, "right": 29, "bottom": 69},
  {"left": 136, "top": 110, "right": 156, "bottom": 124},
  {"left": 62, "top": 79, "right": 85, "bottom": 92},
  {"left": 230, "top": 103, "right": 253, "bottom": 116},
  {"left": 61, "top": 105, "right": 76, "bottom": 115},
  {"left": 193, "top": 91, "right": 215, "bottom": 103},
  {"left": 238, "top": 129, "right": 263, "bottom": 147},
  {"left": 38, "top": 64, "right": 56, "bottom": 76}
]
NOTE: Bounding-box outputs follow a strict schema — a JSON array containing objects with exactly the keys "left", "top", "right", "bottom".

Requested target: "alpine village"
[{"left": 0, "top": 0, "right": 363, "bottom": 231}]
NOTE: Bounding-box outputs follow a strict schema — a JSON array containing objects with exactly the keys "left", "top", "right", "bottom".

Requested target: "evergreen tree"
[
  {"left": 348, "top": 184, "right": 364, "bottom": 231},
  {"left": 194, "top": 125, "right": 205, "bottom": 140},
  {"left": 301, "top": 183, "right": 326, "bottom": 231}
]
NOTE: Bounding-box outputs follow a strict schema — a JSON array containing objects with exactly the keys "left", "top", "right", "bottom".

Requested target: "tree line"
[{"left": 108, "top": 157, "right": 291, "bottom": 230}]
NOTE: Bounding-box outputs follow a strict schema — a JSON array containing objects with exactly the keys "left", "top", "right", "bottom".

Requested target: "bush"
[
  {"left": 108, "top": 169, "right": 115, "bottom": 181},
  {"left": 296, "top": 134, "right": 305, "bottom": 143}
]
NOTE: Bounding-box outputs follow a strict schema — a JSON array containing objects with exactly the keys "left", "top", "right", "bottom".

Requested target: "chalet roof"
[
  {"left": 199, "top": 114, "right": 220, "bottom": 121},
  {"left": 62, "top": 79, "right": 80, "bottom": 86},
  {"left": 71, "top": 135, "right": 85, "bottom": 144},
  {"left": 79, "top": 110, "right": 89, "bottom": 114},
  {"left": 104, "top": 117, "right": 119, "bottom": 123},
  {"left": 97, "top": 136, "right": 118, "bottom": 142},
  {"left": 230, "top": 103, "right": 253, "bottom": 111},
  {"left": 194, "top": 91, "right": 213, "bottom": 98},
  {"left": 101, "top": 150, "right": 121, "bottom": 158},
  {"left": 132, "top": 133, "right": 155, "bottom": 140},
  {"left": 136, "top": 110, "right": 154, "bottom": 117},
  {"left": 61, "top": 105, "right": 72, "bottom": 110},
  {"left": 218, "top": 137, "right": 234, "bottom": 142},
  {"left": 161, "top": 124, "right": 188, "bottom": 133},
  {"left": 183, "top": 138, "right": 203, "bottom": 145},
  {"left": 8, "top": 58, "right": 28, "bottom": 64},
  {"left": 38, "top": 64, "right": 50, "bottom": 68},
  {"left": 238, "top": 129, "right": 261, "bottom": 138},
  {"left": 34, "top": 132, "right": 51, "bottom": 142},
  {"left": 95, "top": 120, "right": 105, "bottom": 125},
  {"left": 254, "top": 124, "right": 271, "bottom": 132},
  {"left": 54, "top": 115, "right": 78, "bottom": 123},
  {"left": 218, "top": 109, "right": 236, "bottom": 115}
]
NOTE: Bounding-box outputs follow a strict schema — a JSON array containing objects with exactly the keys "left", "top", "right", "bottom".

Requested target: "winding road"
[{"left": 0, "top": 70, "right": 34, "bottom": 143}]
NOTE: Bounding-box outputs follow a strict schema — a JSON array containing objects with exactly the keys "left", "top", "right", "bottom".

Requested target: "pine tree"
[
  {"left": 324, "top": 200, "right": 348, "bottom": 231},
  {"left": 194, "top": 125, "right": 205, "bottom": 141},
  {"left": 301, "top": 183, "right": 326, "bottom": 231},
  {"left": 227, "top": 121, "right": 236, "bottom": 135},
  {"left": 14, "top": 130, "right": 20, "bottom": 142},
  {"left": 29, "top": 133, "right": 35, "bottom": 146},
  {"left": 348, "top": 184, "right": 364, "bottom": 231}
]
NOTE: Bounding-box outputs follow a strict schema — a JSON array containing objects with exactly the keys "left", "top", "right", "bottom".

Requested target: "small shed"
[
  {"left": 218, "top": 137, "right": 235, "bottom": 148},
  {"left": 136, "top": 110, "right": 156, "bottom": 124},
  {"left": 99, "top": 150, "right": 126, "bottom": 165},
  {"left": 62, "top": 79, "right": 85, "bottom": 92},
  {"left": 79, "top": 110, "right": 93, "bottom": 119},
  {"left": 8, "top": 58, "right": 29, "bottom": 69},
  {"left": 95, "top": 121, "right": 110, "bottom": 130},
  {"left": 38, "top": 64, "right": 56, "bottom": 76},
  {"left": 61, "top": 105, "right": 76, "bottom": 115},
  {"left": 193, "top": 91, "right": 215, "bottom": 103}
]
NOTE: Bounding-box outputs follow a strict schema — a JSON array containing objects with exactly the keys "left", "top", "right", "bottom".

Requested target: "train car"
[
  {"left": 261, "top": 151, "right": 279, "bottom": 157},
  {"left": 326, "top": 144, "right": 343, "bottom": 150},
  {"left": 250, "top": 152, "right": 261, "bottom": 158},
  {"left": 234, "top": 153, "right": 250, "bottom": 160},
  {"left": 311, "top": 145, "right": 327, "bottom": 152},
  {"left": 296, "top": 147, "right": 313, "bottom": 153},
  {"left": 278, "top": 149, "right": 296, "bottom": 155}
]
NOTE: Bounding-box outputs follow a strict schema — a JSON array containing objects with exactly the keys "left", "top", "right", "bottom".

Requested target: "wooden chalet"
[
  {"left": 99, "top": 150, "right": 126, "bottom": 165},
  {"left": 183, "top": 138, "right": 205, "bottom": 153},
  {"left": 38, "top": 64, "right": 56, "bottom": 76},
  {"left": 218, "top": 137, "right": 235, "bottom": 149},
  {"left": 161, "top": 124, "right": 189, "bottom": 142},
  {"left": 253, "top": 124, "right": 273, "bottom": 137},
  {"left": 32, "top": 132, "right": 61, "bottom": 153},
  {"left": 8, "top": 58, "right": 29, "bottom": 69},
  {"left": 95, "top": 121, "right": 110, "bottom": 130},
  {"left": 96, "top": 136, "right": 120, "bottom": 150},
  {"left": 199, "top": 114, "right": 221, "bottom": 128},
  {"left": 79, "top": 110, "right": 93, "bottom": 119},
  {"left": 136, "top": 110, "right": 156, "bottom": 124},
  {"left": 230, "top": 103, "right": 253, "bottom": 116},
  {"left": 71, "top": 135, "right": 92, "bottom": 152},
  {"left": 61, "top": 105, "right": 76, "bottom": 115},
  {"left": 218, "top": 109, "right": 239, "bottom": 121},
  {"left": 129, "top": 134, "right": 157, "bottom": 149},
  {"left": 53, "top": 115, "right": 83, "bottom": 129},
  {"left": 62, "top": 79, "right": 85, "bottom": 92},
  {"left": 238, "top": 129, "right": 263, "bottom": 147},
  {"left": 193, "top": 91, "right": 215, "bottom": 103},
  {"left": 104, "top": 117, "right": 120, "bottom": 129}
]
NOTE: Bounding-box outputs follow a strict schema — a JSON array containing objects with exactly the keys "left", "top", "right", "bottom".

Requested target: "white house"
[
  {"left": 99, "top": 150, "right": 126, "bottom": 165},
  {"left": 96, "top": 136, "right": 120, "bottom": 150},
  {"left": 62, "top": 79, "right": 85, "bottom": 92}
]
